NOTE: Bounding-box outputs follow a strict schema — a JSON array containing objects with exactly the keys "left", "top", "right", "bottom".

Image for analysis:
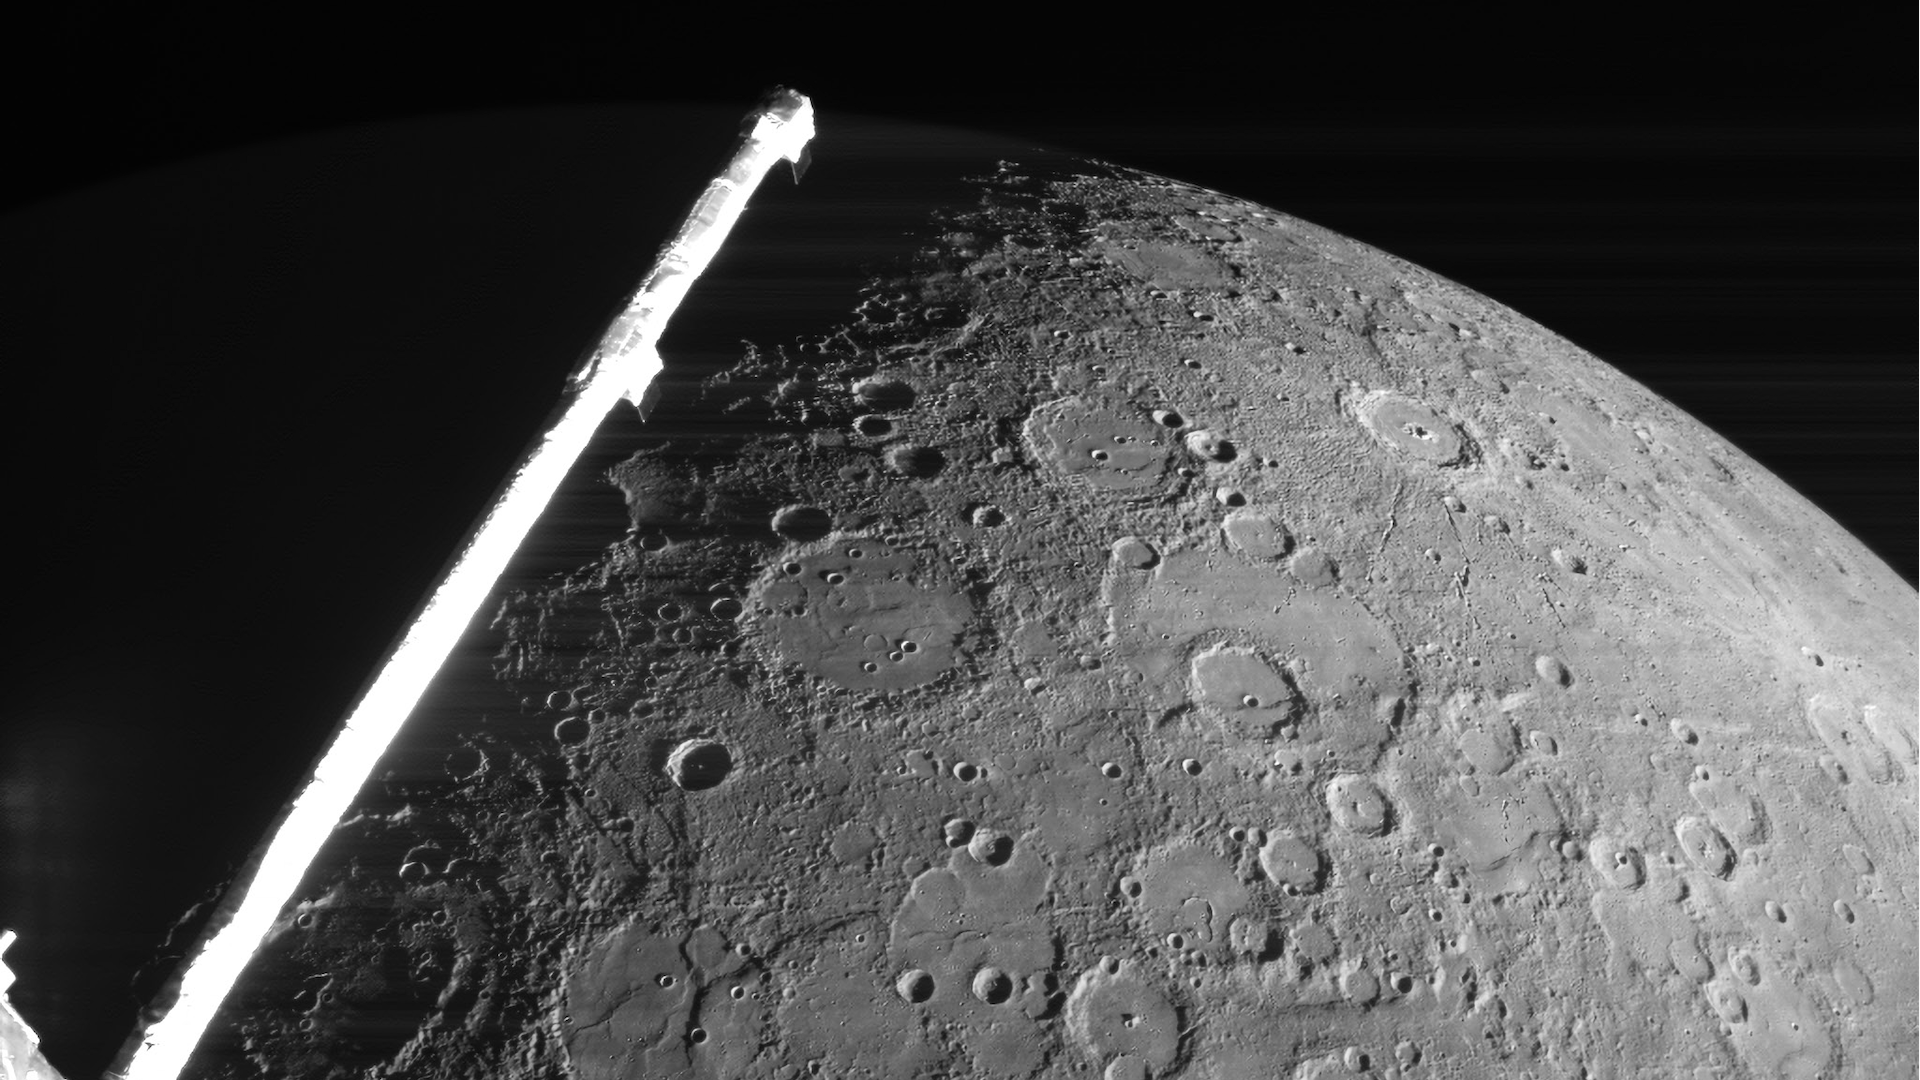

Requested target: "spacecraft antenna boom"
[{"left": 106, "top": 88, "right": 814, "bottom": 1080}]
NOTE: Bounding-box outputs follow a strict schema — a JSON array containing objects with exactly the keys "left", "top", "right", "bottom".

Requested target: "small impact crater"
[
  {"left": 771, "top": 504, "right": 833, "bottom": 542},
  {"left": 667, "top": 738, "right": 733, "bottom": 791},
  {"left": 1354, "top": 389, "right": 1466, "bottom": 466},
  {"left": 885, "top": 444, "right": 946, "bottom": 478},
  {"left": 854, "top": 375, "right": 917, "bottom": 411}
]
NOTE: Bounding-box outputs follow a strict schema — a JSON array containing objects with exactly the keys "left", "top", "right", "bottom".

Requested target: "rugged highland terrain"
[{"left": 187, "top": 155, "right": 1916, "bottom": 1080}]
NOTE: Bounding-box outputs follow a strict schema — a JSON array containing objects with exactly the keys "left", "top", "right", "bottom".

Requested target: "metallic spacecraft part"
[
  {"left": 108, "top": 89, "right": 815, "bottom": 1080},
  {"left": 0, "top": 930, "right": 69, "bottom": 1080}
]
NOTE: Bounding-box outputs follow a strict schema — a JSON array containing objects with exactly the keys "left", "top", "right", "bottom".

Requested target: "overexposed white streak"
[{"left": 120, "top": 90, "right": 814, "bottom": 1080}]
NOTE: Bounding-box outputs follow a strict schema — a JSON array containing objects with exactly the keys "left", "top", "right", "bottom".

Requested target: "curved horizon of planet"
[{"left": 180, "top": 139, "right": 1911, "bottom": 1079}]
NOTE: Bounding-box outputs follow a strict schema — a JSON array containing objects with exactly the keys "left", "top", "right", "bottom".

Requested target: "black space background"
[{"left": 0, "top": 10, "right": 1912, "bottom": 1078}]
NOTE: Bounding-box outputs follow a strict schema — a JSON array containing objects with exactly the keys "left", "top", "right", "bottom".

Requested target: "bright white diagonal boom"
[{"left": 113, "top": 89, "right": 814, "bottom": 1080}]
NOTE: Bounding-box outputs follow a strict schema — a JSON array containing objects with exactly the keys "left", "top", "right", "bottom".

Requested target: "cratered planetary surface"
[{"left": 151, "top": 120, "right": 1915, "bottom": 1080}]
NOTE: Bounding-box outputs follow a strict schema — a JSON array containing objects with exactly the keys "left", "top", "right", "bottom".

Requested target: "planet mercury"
[{"left": 194, "top": 121, "right": 1915, "bottom": 1080}]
